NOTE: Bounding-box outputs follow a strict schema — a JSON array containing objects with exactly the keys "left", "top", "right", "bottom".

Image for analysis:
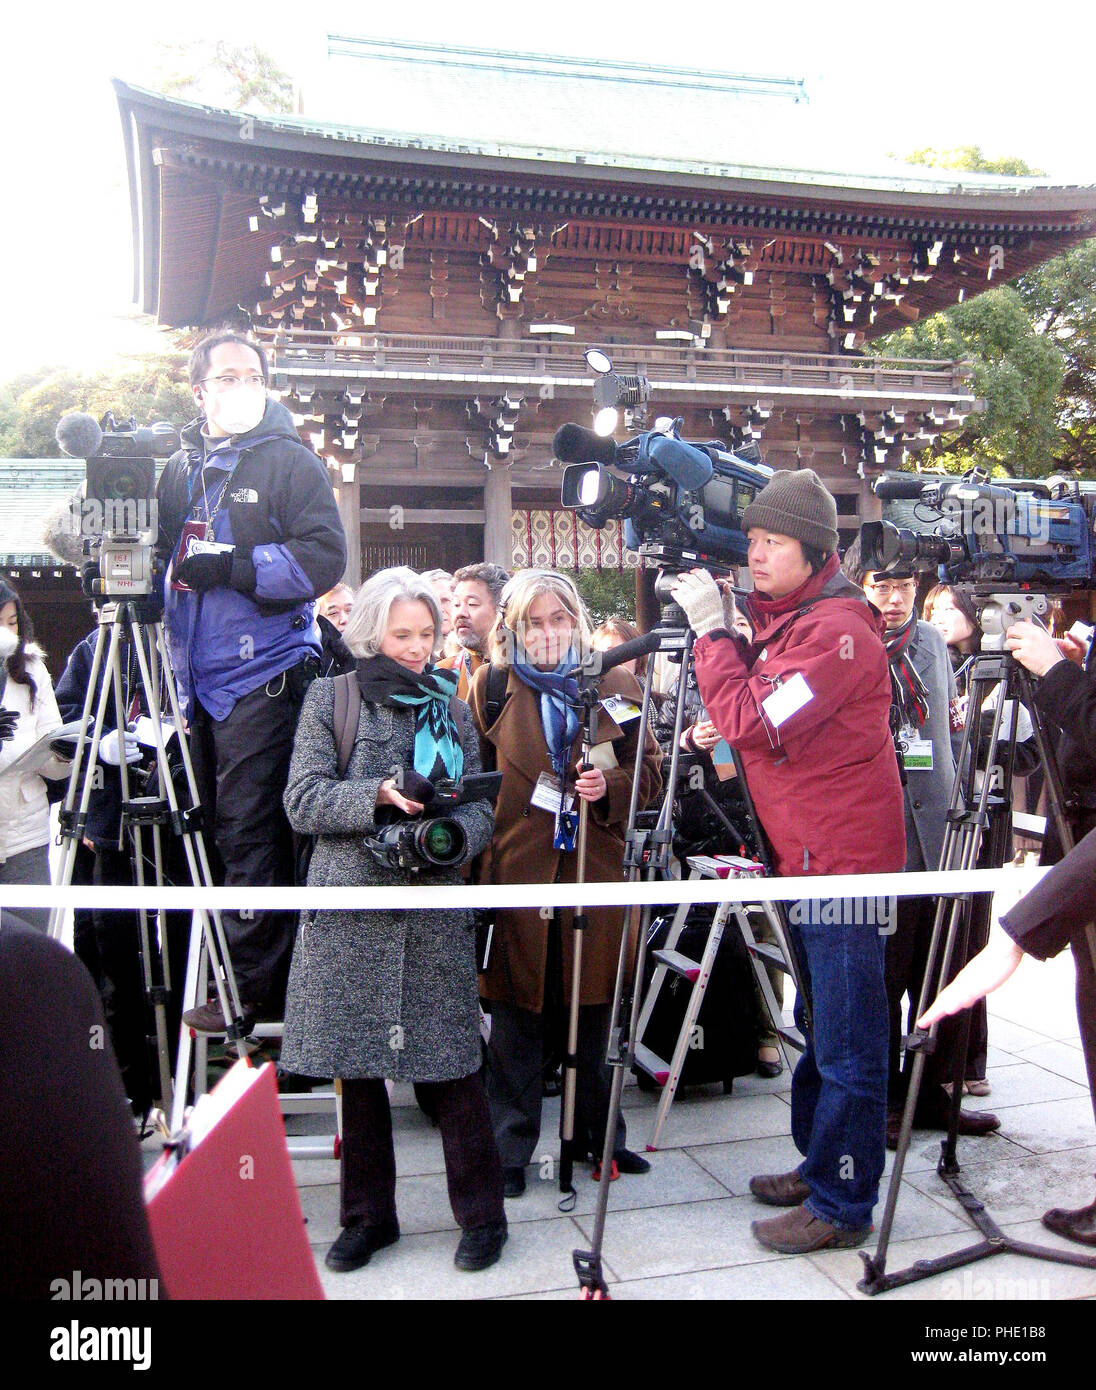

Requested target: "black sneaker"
[
  {"left": 325, "top": 1219, "right": 400, "bottom": 1273},
  {"left": 454, "top": 1220, "right": 508, "bottom": 1272},
  {"left": 503, "top": 1166, "right": 526, "bottom": 1198}
]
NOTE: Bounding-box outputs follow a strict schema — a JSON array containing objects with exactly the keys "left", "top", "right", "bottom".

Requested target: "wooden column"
[
  {"left": 483, "top": 463, "right": 513, "bottom": 568},
  {"left": 337, "top": 473, "right": 362, "bottom": 587}
]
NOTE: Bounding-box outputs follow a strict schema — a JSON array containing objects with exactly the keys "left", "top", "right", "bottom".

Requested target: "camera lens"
[{"left": 415, "top": 817, "right": 467, "bottom": 866}]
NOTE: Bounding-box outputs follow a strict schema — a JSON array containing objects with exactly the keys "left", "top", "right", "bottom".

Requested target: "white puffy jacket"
[{"left": 0, "top": 646, "right": 69, "bottom": 862}]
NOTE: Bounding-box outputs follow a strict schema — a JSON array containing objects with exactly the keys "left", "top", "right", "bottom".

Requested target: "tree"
[
  {"left": 869, "top": 147, "right": 1096, "bottom": 477},
  {"left": 573, "top": 567, "right": 635, "bottom": 626},
  {"left": 900, "top": 146, "right": 1045, "bottom": 178},
  {"left": 0, "top": 359, "right": 194, "bottom": 459},
  {"left": 152, "top": 42, "right": 294, "bottom": 115}
]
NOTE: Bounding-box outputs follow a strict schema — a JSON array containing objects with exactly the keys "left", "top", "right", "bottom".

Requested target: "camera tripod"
[
  {"left": 859, "top": 591, "right": 1096, "bottom": 1293},
  {"left": 51, "top": 590, "right": 250, "bottom": 1132},
  {"left": 572, "top": 574, "right": 807, "bottom": 1298}
]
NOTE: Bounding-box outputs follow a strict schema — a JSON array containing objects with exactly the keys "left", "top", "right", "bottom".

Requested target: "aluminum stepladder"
[{"left": 632, "top": 856, "right": 806, "bottom": 1151}]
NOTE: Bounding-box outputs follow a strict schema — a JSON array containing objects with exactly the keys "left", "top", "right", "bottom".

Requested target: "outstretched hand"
[{"left": 917, "top": 932, "right": 1025, "bottom": 1028}]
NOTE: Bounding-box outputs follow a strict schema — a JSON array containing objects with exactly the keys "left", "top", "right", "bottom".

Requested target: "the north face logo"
[{"left": 230, "top": 488, "right": 259, "bottom": 504}]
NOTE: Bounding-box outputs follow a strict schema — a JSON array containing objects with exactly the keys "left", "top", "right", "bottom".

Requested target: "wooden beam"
[{"left": 360, "top": 508, "right": 487, "bottom": 525}]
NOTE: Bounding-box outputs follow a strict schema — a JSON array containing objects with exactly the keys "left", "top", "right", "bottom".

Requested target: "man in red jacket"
[{"left": 672, "top": 469, "right": 905, "bottom": 1254}]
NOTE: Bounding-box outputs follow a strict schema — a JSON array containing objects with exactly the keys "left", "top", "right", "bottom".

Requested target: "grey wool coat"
[
  {"left": 279, "top": 677, "right": 493, "bottom": 1083},
  {"left": 901, "top": 620, "right": 961, "bottom": 873}
]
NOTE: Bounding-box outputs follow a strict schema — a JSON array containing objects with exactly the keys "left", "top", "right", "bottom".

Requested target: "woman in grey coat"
[{"left": 281, "top": 567, "right": 506, "bottom": 1275}]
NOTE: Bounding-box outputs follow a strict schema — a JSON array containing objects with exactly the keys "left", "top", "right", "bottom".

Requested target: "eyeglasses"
[
  {"left": 865, "top": 579, "right": 917, "bottom": 598},
  {"left": 198, "top": 373, "right": 266, "bottom": 392}
]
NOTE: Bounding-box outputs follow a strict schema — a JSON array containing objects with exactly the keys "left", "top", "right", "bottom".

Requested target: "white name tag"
[
  {"left": 600, "top": 694, "right": 640, "bottom": 723},
  {"left": 761, "top": 672, "right": 814, "bottom": 730},
  {"left": 531, "top": 773, "right": 575, "bottom": 815},
  {"left": 902, "top": 733, "right": 934, "bottom": 771}
]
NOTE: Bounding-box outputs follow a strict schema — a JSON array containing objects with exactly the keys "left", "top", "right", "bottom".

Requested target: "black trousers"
[
  {"left": 189, "top": 673, "right": 303, "bottom": 1009},
  {"left": 886, "top": 894, "right": 989, "bottom": 1110},
  {"left": 484, "top": 1000, "right": 626, "bottom": 1169},
  {"left": 340, "top": 1074, "right": 505, "bottom": 1230}
]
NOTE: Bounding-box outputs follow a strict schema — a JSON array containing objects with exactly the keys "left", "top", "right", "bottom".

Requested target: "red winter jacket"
[{"left": 692, "top": 556, "right": 905, "bottom": 878}]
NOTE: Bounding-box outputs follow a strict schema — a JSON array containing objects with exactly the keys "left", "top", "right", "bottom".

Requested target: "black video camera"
[
  {"left": 860, "top": 469, "right": 1096, "bottom": 591},
  {"left": 55, "top": 410, "right": 180, "bottom": 602},
  {"left": 365, "top": 771, "right": 502, "bottom": 873}
]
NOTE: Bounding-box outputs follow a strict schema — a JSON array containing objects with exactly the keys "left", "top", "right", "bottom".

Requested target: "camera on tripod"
[
  {"left": 55, "top": 410, "right": 179, "bottom": 601},
  {"left": 553, "top": 354, "right": 772, "bottom": 575},
  {"left": 859, "top": 468, "right": 1096, "bottom": 591},
  {"left": 365, "top": 772, "right": 502, "bottom": 872}
]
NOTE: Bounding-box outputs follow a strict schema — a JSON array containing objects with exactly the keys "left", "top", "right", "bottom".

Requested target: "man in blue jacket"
[{"left": 157, "top": 331, "right": 346, "bottom": 1029}]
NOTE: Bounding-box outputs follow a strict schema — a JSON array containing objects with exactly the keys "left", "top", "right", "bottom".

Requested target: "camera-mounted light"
[{"left": 584, "top": 350, "right": 651, "bottom": 436}]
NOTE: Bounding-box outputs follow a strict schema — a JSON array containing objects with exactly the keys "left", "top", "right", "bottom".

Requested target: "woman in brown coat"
[{"left": 467, "top": 569, "right": 662, "bottom": 1196}]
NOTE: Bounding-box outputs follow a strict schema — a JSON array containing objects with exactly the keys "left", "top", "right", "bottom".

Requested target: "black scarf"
[
  {"left": 884, "top": 613, "right": 930, "bottom": 728},
  {"left": 355, "top": 655, "right": 462, "bottom": 781}
]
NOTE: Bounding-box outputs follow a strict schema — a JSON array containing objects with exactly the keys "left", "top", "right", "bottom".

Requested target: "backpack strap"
[
  {"left": 477, "top": 663, "right": 510, "bottom": 774},
  {"left": 331, "top": 672, "right": 362, "bottom": 778}
]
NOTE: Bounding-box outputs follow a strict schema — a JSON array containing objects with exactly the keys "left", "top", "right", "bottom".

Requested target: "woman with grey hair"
[{"left": 280, "top": 565, "right": 507, "bottom": 1275}]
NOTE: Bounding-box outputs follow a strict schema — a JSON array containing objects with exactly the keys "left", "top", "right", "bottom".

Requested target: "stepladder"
[{"left": 632, "top": 855, "right": 806, "bottom": 1151}]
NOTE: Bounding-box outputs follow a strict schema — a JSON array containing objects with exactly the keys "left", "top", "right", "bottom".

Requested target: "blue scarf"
[{"left": 512, "top": 654, "right": 582, "bottom": 850}]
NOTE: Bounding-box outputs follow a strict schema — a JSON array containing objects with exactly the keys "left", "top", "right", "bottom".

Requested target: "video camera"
[
  {"left": 555, "top": 416, "right": 773, "bottom": 573},
  {"left": 55, "top": 411, "right": 179, "bottom": 601},
  {"left": 366, "top": 771, "right": 502, "bottom": 873},
  {"left": 860, "top": 468, "right": 1096, "bottom": 591}
]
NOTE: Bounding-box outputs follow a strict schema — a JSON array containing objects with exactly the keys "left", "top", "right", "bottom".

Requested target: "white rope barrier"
[{"left": 1, "top": 864, "right": 1047, "bottom": 913}]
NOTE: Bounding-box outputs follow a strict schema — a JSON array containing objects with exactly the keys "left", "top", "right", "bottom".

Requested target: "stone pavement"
[{"left": 285, "top": 888, "right": 1096, "bottom": 1302}]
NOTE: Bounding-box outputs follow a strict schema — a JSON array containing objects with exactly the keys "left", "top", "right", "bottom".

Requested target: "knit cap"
[{"left": 741, "top": 469, "right": 839, "bottom": 554}]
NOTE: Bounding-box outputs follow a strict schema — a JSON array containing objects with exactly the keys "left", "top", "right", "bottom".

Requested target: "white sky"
[{"left": 4, "top": 1, "right": 1096, "bottom": 381}]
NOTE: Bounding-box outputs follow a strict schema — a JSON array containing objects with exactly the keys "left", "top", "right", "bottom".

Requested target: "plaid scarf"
[{"left": 884, "top": 613, "right": 930, "bottom": 729}]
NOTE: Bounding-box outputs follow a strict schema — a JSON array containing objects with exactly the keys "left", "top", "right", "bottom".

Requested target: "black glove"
[
  {"left": 174, "top": 549, "right": 235, "bottom": 592},
  {"left": 0, "top": 708, "right": 18, "bottom": 743}
]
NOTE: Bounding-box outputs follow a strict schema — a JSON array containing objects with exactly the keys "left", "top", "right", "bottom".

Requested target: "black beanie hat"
[{"left": 741, "top": 469, "right": 839, "bottom": 554}]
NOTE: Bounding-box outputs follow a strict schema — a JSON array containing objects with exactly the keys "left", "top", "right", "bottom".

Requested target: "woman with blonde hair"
[{"left": 468, "top": 569, "right": 662, "bottom": 1196}]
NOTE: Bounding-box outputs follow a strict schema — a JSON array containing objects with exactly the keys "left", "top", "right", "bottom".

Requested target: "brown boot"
[
  {"left": 748, "top": 1169, "right": 811, "bottom": 1207},
  {"left": 1042, "top": 1192, "right": 1096, "bottom": 1247},
  {"left": 751, "top": 1204, "right": 872, "bottom": 1254}
]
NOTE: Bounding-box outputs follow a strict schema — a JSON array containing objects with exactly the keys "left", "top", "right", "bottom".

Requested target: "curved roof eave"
[{"left": 112, "top": 79, "right": 1096, "bottom": 220}]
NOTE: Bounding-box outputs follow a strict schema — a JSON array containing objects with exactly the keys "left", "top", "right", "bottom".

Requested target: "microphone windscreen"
[
  {"left": 647, "top": 435, "right": 712, "bottom": 492},
  {"left": 873, "top": 472, "right": 929, "bottom": 501},
  {"left": 553, "top": 423, "right": 619, "bottom": 467},
  {"left": 594, "top": 631, "right": 661, "bottom": 675},
  {"left": 401, "top": 771, "right": 436, "bottom": 805},
  {"left": 55, "top": 412, "right": 104, "bottom": 459}
]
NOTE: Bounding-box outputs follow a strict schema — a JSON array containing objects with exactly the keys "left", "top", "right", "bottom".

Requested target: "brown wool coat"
[{"left": 468, "top": 662, "right": 663, "bottom": 1013}]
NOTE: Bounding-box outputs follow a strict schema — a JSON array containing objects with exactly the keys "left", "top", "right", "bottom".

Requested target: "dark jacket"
[
  {"left": 53, "top": 630, "right": 134, "bottom": 847},
  {"left": 1000, "top": 823, "right": 1096, "bottom": 961},
  {"left": 156, "top": 399, "right": 346, "bottom": 720},
  {"left": 468, "top": 662, "right": 663, "bottom": 1013},
  {"left": 316, "top": 614, "right": 355, "bottom": 677},
  {"left": 280, "top": 678, "right": 493, "bottom": 1082},
  {"left": 1033, "top": 656, "right": 1096, "bottom": 861},
  {"left": 692, "top": 556, "right": 906, "bottom": 878}
]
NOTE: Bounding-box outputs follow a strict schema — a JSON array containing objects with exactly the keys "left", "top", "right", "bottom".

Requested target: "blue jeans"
[{"left": 786, "top": 899, "right": 888, "bottom": 1230}]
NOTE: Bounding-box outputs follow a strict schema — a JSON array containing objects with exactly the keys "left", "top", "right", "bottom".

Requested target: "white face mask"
[
  {"left": 0, "top": 625, "right": 19, "bottom": 658},
  {"left": 202, "top": 389, "right": 267, "bottom": 437}
]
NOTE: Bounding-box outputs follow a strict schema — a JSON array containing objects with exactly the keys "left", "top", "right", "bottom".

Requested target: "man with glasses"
[
  {"left": 156, "top": 331, "right": 346, "bottom": 1031},
  {"left": 842, "top": 541, "right": 1001, "bottom": 1146}
]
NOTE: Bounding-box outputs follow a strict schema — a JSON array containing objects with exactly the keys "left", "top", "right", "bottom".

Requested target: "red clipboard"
[{"left": 145, "top": 1062, "right": 323, "bottom": 1300}]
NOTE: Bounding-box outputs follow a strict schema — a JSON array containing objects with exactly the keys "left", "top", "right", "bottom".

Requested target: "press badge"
[
  {"left": 761, "top": 672, "right": 814, "bottom": 729},
  {"left": 531, "top": 773, "right": 576, "bottom": 816},
  {"left": 901, "top": 727, "right": 934, "bottom": 771},
  {"left": 600, "top": 694, "right": 640, "bottom": 723}
]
